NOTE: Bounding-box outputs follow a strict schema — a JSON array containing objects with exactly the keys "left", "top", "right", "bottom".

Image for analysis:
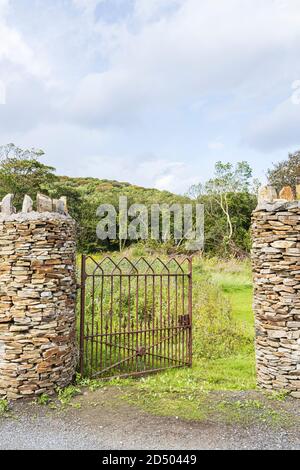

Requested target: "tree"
[
  {"left": 267, "top": 150, "right": 300, "bottom": 192},
  {"left": 0, "top": 143, "right": 57, "bottom": 207},
  {"left": 205, "top": 161, "right": 253, "bottom": 245},
  {"left": 187, "top": 161, "right": 257, "bottom": 256}
]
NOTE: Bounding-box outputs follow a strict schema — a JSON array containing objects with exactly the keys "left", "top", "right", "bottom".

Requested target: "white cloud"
[
  {"left": 245, "top": 97, "right": 300, "bottom": 151},
  {"left": 133, "top": 0, "right": 183, "bottom": 22},
  {"left": 72, "top": 0, "right": 100, "bottom": 11},
  {"left": 208, "top": 141, "right": 224, "bottom": 151},
  {"left": 0, "top": 2, "right": 49, "bottom": 81},
  {"left": 67, "top": 0, "right": 300, "bottom": 128},
  {"left": 1, "top": 0, "right": 300, "bottom": 192}
]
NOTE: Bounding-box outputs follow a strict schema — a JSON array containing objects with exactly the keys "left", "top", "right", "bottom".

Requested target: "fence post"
[
  {"left": 79, "top": 254, "right": 86, "bottom": 376},
  {"left": 188, "top": 256, "right": 193, "bottom": 366}
]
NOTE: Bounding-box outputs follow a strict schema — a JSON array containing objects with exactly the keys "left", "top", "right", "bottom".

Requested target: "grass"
[{"left": 76, "top": 254, "right": 260, "bottom": 423}]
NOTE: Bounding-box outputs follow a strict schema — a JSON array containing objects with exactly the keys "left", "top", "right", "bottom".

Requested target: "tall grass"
[{"left": 77, "top": 253, "right": 254, "bottom": 377}]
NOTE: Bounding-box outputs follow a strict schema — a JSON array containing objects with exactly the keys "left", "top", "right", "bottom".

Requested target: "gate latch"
[
  {"left": 136, "top": 346, "right": 146, "bottom": 357},
  {"left": 178, "top": 314, "right": 190, "bottom": 327}
]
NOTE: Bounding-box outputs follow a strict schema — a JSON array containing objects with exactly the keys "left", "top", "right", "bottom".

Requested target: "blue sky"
[{"left": 0, "top": 0, "right": 300, "bottom": 193}]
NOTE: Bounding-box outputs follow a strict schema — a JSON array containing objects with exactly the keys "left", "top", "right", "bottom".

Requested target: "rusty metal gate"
[{"left": 79, "top": 256, "right": 192, "bottom": 379}]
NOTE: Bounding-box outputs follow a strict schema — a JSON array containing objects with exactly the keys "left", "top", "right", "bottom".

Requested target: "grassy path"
[
  {"left": 77, "top": 256, "right": 258, "bottom": 421},
  {"left": 108, "top": 258, "right": 257, "bottom": 420}
]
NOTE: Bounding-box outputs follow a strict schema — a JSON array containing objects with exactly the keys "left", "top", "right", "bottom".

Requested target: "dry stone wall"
[
  {"left": 252, "top": 185, "right": 300, "bottom": 398},
  {"left": 0, "top": 194, "right": 77, "bottom": 400}
]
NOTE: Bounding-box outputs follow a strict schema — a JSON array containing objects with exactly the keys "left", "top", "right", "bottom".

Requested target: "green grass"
[
  {"left": 77, "top": 255, "right": 258, "bottom": 422},
  {"left": 122, "top": 256, "right": 257, "bottom": 420}
]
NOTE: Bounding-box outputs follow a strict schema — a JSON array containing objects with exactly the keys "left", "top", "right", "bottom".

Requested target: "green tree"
[
  {"left": 0, "top": 143, "right": 57, "bottom": 208},
  {"left": 206, "top": 161, "right": 252, "bottom": 245},
  {"left": 188, "top": 161, "right": 257, "bottom": 256},
  {"left": 267, "top": 150, "right": 300, "bottom": 192}
]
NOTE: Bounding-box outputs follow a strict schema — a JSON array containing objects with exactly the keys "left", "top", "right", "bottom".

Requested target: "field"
[{"left": 77, "top": 254, "right": 258, "bottom": 421}]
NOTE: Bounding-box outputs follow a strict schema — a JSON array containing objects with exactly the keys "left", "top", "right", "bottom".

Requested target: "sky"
[{"left": 0, "top": 0, "right": 300, "bottom": 194}]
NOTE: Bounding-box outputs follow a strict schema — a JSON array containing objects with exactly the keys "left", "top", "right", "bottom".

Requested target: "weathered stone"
[
  {"left": 279, "top": 186, "right": 294, "bottom": 201},
  {"left": 271, "top": 241, "right": 296, "bottom": 249},
  {"left": 252, "top": 199, "right": 300, "bottom": 398},
  {"left": 59, "top": 196, "right": 68, "bottom": 213},
  {"left": 53, "top": 197, "right": 68, "bottom": 214},
  {"left": 22, "top": 195, "right": 33, "bottom": 213},
  {"left": 36, "top": 193, "right": 53, "bottom": 213},
  {"left": 296, "top": 177, "right": 300, "bottom": 200},
  {"left": 1, "top": 194, "right": 15, "bottom": 215},
  {"left": 0, "top": 211, "right": 77, "bottom": 400},
  {"left": 258, "top": 186, "right": 277, "bottom": 204}
]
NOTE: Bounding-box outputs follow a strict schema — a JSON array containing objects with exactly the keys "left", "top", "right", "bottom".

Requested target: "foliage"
[
  {"left": 0, "top": 144, "right": 258, "bottom": 257},
  {"left": 36, "top": 393, "right": 51, "bottom": 406},
  {"left": 188, "top": 162, "right": 257, "bottom": 256},
  {"left": 116, "top": 258, "right": 257, "bottom": 423},
  {"left": 267, "top": 150, "right": 300, "bottom": 193},
  {"left": 74, "top": 257, "right": 259, "bottom": 423},
  {"left": 0, "top": 399, "right": 9, "bottom": 415},
  {"left": 56, "top": 385, "right": 81, "bottom": 406},
  {"left": 0, "top": 143, "right": 57, "bottom": 209},
  {"left": 80, "top": 253, "right": 254, "bottom": 372},
  {"left": 193, "top": 276, "right": 249, "bottom": 359}
]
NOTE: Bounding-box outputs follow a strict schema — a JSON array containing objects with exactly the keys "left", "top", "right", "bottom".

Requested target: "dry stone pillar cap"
[
  {"left": 1, "top": 194, "right": 15, "bottom": 215},
  {"left": 258, "top": 185, "right": 277, "bottom": 204},
  {"left": 279, "top": 186, "right": 294, "bottom": 201},
  {"left": 36, "top": 193, "right": 53, "bottom": 212},
  {"left": 60, "top": 196, "right": 68, "bottom": 213},
  {"left": 53, "top": 197, "right": 68, "bottom": 214},
  {"left": 22, "top": 195, "right": 33, "bottom": 213},
  {"left": 296, "top": 177, "right": 300, "bottom": 200}
]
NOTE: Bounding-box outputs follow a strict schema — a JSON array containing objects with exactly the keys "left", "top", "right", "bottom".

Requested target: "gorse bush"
[{"left": 193, "top": 277, "right": 247, "bottom": 359}]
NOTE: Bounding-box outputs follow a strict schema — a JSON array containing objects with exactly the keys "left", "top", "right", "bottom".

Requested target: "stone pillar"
[
  {"left": 252, "top": 186, "right": 300, "bottom": 398},
  {"left": 0, "top": 196, "right": 77, "bottom": 400}
]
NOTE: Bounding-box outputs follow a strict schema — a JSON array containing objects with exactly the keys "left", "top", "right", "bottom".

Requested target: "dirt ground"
[{"left": 0, "top": 388, "right": 299, "bottom": 450}]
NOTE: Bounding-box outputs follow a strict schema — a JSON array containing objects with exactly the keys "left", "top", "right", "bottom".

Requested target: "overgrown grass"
[{"left": 76, "top": 254, "right": 257, "bottom": 421}]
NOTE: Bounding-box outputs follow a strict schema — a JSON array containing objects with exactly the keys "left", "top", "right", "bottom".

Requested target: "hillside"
[{"left": 44, "top": 176, "right": 191, "bottom": 252}]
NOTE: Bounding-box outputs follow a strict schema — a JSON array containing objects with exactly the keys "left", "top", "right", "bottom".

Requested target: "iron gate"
[{"left": 79, "top": 256, "right": 192, "bottom": 379}]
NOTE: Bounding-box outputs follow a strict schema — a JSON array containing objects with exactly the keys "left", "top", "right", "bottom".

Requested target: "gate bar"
[
  {"left": 79, "top": 254, "right": 86, "bottom": 376},
  {"left": 188, "top": 256, "right": 193, "bottom": 366}
]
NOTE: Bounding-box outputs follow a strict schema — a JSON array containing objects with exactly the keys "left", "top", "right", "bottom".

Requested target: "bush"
[{"left": 193, "top": 277, "right": 246, "bottom": 359}]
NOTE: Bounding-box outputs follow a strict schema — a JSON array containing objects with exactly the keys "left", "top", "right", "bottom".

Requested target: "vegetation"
[
  {"left": 70, "top": 257, "right": 296, "bottom": 426},
  {"left": 0, "top": 399, "right": 9, "bottom": 415},
  {"left": 56, "top": 385, "right": 81, "bottom": 406},
  {"left": 0, "top": 143, "right": 56, "bottom": 209},
  {"left": 36, "top": 393, "right": 51, "bottom": 406},
  {"left": 75, "top": 255, "right": 256, "bottom": 421},
  {"left": 267, "top": 150, "right": 300, "bottom": 193},
  {"left": 0, "top": 144, "right": 260, "bottom": 257},
  {"left": 187, "top": 161, "right": 258, "bottom": 256}
]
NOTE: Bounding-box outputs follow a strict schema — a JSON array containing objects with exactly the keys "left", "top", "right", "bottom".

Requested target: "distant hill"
[{"left": 44, "top": 175, "right": 191, "bottom": 252}]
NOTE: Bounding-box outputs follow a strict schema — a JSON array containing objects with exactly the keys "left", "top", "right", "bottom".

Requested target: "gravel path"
[{"left": 0, "top": 389, "right": 299, "bottom": 450}]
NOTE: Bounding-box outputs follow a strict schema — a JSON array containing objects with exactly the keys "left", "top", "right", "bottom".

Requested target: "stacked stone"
[
  {"left": 0, "top": 194, "right": 77, "bottom": 400},
  {"left": 252, "top": 185, "right": 300, "bottom": 398}
]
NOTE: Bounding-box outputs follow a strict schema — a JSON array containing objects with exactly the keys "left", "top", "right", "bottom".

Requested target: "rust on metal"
[{"left": 79, "top": 256, "right": 193, "bottom": 379}]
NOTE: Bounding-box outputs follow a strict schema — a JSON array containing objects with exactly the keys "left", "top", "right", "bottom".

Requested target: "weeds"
[
  {"left": 264, "top": 390, "right": 289, "bottom": 402},
  {"left": 36, "top": 394, "right": 51, "bottom": 406},
  {"left": 56, "top": 385, "right": 81, "bottom": 406},
  {"left": 0, "top": 399, "right": 9, "bottom": 415}
]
